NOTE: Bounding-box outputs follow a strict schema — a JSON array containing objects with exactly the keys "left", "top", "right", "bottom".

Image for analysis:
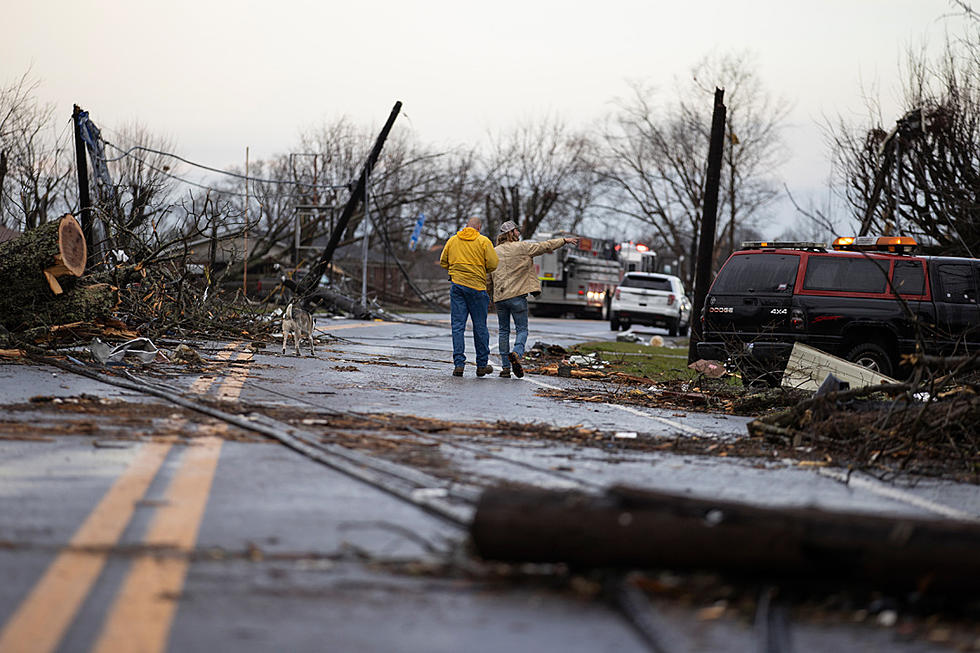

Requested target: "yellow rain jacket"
[{"left": 440, "top": 227, "right": 499, "bottom": 291}]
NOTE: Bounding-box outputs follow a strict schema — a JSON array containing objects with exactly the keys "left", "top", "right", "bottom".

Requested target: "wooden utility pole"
[
  {"left": 71, "top": 105, "right": 94, "bottom": 262},
  {"left": 471, "top": 485, "right": 980, "bottom": 591},
  {"left": 295, "top": 101, "right": 402, "bottom": 299},
  {"left": 688, "top": 88, "right": 726, "bottom": 364}
]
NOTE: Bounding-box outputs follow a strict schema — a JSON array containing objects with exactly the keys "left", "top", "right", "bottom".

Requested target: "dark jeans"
[
  {"left": 496, "top": 294, "right": 528, "bottom": 368},
  {"left": 450, "top": 283, "right": 490, "bottom": 368}
]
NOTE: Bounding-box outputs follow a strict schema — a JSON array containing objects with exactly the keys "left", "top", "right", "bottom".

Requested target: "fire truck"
[{"left": 526, "top": 233, "right": 622, "bottom": 318}]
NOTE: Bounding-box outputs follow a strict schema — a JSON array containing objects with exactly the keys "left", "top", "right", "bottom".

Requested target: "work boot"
[
  {"left": 453, "top": 366, "right": 464, "bottom": 377},
  {"left": 499, "top": 369, "right": 511, "bottom": 378},
  {"left": 509, "top": 352, "right": 524, "bottom": 378},
  {"left": 476, "top": 364, "right": 493, "bottom": 377}
]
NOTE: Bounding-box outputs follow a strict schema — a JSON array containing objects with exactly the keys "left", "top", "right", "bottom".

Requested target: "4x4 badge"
[{"left": 770, "top": 308, "right": 788, "bottom": 315}]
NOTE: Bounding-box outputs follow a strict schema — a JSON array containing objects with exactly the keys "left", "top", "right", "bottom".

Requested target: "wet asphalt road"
[{"left": 0, "top": 313, "right": 978, "bottom": 652}]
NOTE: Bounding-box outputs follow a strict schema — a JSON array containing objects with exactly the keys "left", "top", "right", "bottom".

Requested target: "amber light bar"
[{"left": 832, "top": 236, "right": 918, "bottom": 253}]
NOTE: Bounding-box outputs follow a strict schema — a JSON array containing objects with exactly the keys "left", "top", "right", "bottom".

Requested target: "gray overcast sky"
[{"left": 1, "top": 0, "right": 972, "bottom": 227}]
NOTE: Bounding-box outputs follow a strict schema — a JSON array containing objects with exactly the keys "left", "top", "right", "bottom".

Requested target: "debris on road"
[{"left": 90, "top": 337, "right": 163, "bottom": 364}]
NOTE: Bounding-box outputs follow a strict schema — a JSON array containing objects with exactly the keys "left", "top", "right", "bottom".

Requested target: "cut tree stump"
[
  {"left": 471, "top": 485, "right": 980, "bottom": 591},
  {"left": 0, "top": 213, "right": 86, "bottom": 295},
  {"left": 0, "top": 214, "right": 118, "bottom": 332}
]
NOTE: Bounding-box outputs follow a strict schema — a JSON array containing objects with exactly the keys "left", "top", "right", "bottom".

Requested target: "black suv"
[{"left": 696, "top": 237, "right": 980, "bottom": 382}]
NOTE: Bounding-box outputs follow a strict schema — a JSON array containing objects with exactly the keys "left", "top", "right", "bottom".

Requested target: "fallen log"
[
  {"left": 0, "top": 213, "right": 86, "bottom": 296},
  {"left": 471, "top": 485, "right": 980, "bottom": 591},
  {"left": 0, "top": 214, "right": 95, "bottom": 330}
]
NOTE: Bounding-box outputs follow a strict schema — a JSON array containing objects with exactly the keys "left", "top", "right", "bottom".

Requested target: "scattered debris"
[
  {"left": 616, "top": 332, "right": 643, "bottom": 343},
  {"left": 688, "top": 359, "right": 726, "bottom": 379},
  {"left": 782, "top": 343, "right": 898, "bottom": 391},
  {"left": 173, "top": 344, "right": 205, "bottom": 365},
  {"left": 90, "top": 337, "right": 163, "bottom": 364}
]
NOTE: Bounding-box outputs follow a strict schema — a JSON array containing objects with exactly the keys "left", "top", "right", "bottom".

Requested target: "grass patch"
[{"left": 573, "top": 341, "right": 696, "bottom": 381}]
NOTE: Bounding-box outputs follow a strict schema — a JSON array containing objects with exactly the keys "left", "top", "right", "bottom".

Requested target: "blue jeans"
[
  {"left": 496, "top": 295, "right": 528, "bottom": 368},
  {"left": 450, "top": 283, "right": 490, "bottom": 368}
]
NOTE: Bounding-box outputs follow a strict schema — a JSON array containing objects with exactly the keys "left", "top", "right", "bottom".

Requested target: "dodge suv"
[{"left": 696, "top": 237, "right": 980, "bottom": 383}]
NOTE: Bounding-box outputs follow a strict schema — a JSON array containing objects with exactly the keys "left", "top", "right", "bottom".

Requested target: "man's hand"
[{"left": 564, "top": 237, "right": 580, "bottom": 246}]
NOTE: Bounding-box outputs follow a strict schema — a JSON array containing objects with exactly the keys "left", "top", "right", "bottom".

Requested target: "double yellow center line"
[{"left": 0, "top": 344, "right": 253, "bottom": 653}]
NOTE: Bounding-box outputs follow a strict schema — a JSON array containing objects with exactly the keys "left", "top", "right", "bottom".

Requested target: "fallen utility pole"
[
  {"left": 294, "top": 101, "right": 402, "bottom": 299},
  {"left": 471, "top": 485, "right": 980, "bottom": 592},
  {"left": 688, "top": 88, "right": 726, "bottom": 364}
]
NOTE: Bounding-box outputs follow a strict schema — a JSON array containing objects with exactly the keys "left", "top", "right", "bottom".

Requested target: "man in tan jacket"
[{"left": 490, "top": 221, "right": 577, "bottom": 378}]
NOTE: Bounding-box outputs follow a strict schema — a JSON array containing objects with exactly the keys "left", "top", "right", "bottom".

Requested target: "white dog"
[{"left": 281, "top": 302, "right": 315, "bottom": 356}]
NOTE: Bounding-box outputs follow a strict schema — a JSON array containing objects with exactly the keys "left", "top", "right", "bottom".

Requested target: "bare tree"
[
  {"left": 482, "top": 116, "right": 599, "bottom": 239},
  {"left": 599, "top": 52, "right": 789, "bottom": 287},
  {"left": 0, "top": 71, "right": 73, "bottom": 231},
  {"left": 830, "top": 34, "right": 980, "bottom": 256}
]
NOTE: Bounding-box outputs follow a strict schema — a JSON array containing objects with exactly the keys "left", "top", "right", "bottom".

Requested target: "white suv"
[{"left": 609, "top": 272, "right": 689, "bottom": 336}]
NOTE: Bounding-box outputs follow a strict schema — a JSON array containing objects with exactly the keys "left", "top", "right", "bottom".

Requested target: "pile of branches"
[
  {"left": 115, "top": 262, "right": 277, "bottom": 340},
  {"left": 749, "top": 355, "right": 980, "bottom": 480}
]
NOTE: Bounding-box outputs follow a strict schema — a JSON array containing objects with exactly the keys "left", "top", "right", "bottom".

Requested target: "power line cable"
[{"left": 102, "top": 142, "right": 351, "bottom": 190}]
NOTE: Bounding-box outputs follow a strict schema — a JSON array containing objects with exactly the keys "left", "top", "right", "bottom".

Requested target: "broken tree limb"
[{"left": 470, "top": 485, "right": 980, "bottom": 591}]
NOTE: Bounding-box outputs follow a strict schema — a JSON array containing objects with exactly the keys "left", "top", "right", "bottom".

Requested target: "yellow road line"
[
  {"left": 90, "top": 436, "right": 223, "bottom": 653},
  {"left": 92, "top": 351, "right": 250, "bottom": 652},
  {"left": 189, "top": 342, "right": 241, "bottom": 394},
  {"left": 315, "top": 321, "right": 384, "bottom": 331},
  {"left": 0, "top": 343, "right": 242, "bottom": 653},
  {"left": 216, "top": 350, "right": 253, "bottom": 402},
  {"left": 0, "top": 442, "right": 173, "bottom": 653}
]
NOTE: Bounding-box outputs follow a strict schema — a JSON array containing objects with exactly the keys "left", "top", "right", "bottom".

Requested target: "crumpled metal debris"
[
  {"left": 90, "top": 337, "right": 162, "bottom": 364},
  {"left": 616, "top": 332, "right": 643, "bottom": 343},
  {"left": 567, "top": 352, "right": 604, "bottom": 368}
]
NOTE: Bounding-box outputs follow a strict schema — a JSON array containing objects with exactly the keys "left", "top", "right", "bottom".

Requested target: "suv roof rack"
[{"left": 739, "top": 241, "right": 827, "bottom": 252}]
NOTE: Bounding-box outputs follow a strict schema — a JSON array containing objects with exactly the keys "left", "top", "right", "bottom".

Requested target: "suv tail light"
[
  {"left": 791, "top": 308, "right": 805, "bottom": 330},
  {"left": 667, "top": 293, "right": 676, "bottom": 305},
  {"left": 615, "top": 288, "right": 621, "bottom": 300}
]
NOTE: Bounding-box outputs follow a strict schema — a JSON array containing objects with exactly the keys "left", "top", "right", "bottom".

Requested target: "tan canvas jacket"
[{"left": 490, "top": 238, "right": 567, "bottom": 302}]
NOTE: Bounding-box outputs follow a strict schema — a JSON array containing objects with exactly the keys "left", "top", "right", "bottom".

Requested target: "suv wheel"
[
  {"left": 667, "top": 317, "right": 678, "bottom": 337},
  {"left": 845, "top": 343, "right": 894, "bottom": 377},
  {"left": 610, "top": 312, "right": 620, "bottom": 331}
]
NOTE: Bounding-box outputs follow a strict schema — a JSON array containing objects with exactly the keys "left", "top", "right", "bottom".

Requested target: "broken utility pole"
[
  {"left": 471, "top": 485, "right": 980, "bottom": 592},
  {"left": 688, "top": 88, "right": 726, "bottom": 365},
  {"left": 294, "top": 101, "right": 402, "bottom": 300}
]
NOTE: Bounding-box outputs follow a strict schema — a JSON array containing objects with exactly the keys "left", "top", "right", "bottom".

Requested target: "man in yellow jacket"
[{"left": 440, "top": 217, "right": 499, "bottom": 377}]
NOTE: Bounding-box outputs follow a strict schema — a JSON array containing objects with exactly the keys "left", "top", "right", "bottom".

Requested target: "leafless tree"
[
  {"left": 598, "top": 52, "right": 789, "bottom": 287},
  {"left": 482, "top": 116, "right": 600, "bottom": 240},
  {"left": 829, "top": 34, "right": 980, "bottom": 256},
  {"left": 0, "top": 71, "right": 73, "bottom": 231}
]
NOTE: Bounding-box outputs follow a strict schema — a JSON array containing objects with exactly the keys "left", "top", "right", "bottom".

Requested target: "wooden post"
[
  {"left": 471, "top": 485, "right": 980, "bottom": 592},
  {"left": 72, "top": 105, "right": 94, "bottom": 262},
  {"left": 688, "top": 88, "right": 726, "bottom": 364}
]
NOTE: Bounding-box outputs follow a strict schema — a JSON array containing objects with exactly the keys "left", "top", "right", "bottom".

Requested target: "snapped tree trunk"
[{"left": 0, "top": 214, "right": 120, "bottom": 331}]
